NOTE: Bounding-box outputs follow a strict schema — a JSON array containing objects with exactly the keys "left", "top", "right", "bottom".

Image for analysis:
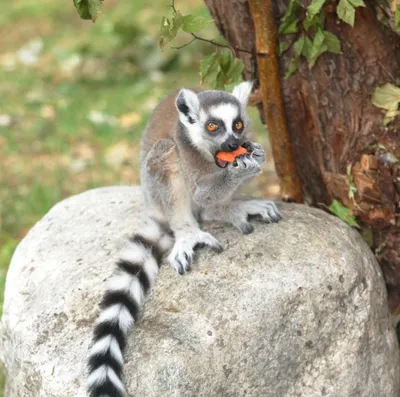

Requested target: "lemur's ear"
[
  {"left": 176, "top": 89, "right": 200, "bottom": 124},
  {"left": 232, "top": 81, "right": 253, "bottom": 107}
]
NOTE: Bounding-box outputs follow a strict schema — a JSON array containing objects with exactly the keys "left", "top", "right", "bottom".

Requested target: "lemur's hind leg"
[
  {"left": 202, "top": 198, "right": 281, "bottom": 235},
  {"left": 142, "top": 139, "right": 223, "bottom": 274}
]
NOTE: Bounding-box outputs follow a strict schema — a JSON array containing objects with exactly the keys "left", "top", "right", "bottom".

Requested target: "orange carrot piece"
[{"left": 216, "top": 146, "right": 248, "bottom": 162}]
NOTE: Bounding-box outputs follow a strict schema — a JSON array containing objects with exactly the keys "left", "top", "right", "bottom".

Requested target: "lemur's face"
[{"left": 175, "top": 82, "right": 253, "bottom": 167}]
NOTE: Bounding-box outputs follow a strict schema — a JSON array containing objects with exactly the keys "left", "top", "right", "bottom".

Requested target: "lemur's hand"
[
  {"left": 228, "top": 154, "right": 261, "bottom": 179},
  {"left": 242, "top": 141, "right": 266, "bottom": 164}
]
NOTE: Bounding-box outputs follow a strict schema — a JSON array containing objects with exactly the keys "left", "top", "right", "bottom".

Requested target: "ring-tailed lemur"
[{"left": 87, "top": 81, "right": 281, "bottom": 397}]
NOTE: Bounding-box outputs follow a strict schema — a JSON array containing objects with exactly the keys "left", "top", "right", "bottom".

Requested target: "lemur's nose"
[{"left": 228, "top": 143, "right": 238, "bottom": 151}]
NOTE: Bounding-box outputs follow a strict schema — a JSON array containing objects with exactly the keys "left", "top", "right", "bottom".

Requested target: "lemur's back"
[{"left": 140, "top": 90, "right": 178, "bottom": 161}]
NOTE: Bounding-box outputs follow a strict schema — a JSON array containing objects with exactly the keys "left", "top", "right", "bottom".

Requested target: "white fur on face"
[
  {"left": 184, "top": 119, "right": 215, "bottom": 161},
  {"left": 209, "top": 103, "right": 240, "bottom": 133},
  {"left": 232, "top": 81, "right": 253, "bottom": 107}
]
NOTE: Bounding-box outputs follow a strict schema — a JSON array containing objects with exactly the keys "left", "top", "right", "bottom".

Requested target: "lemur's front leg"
[
  {"left": 193, "top": 153, "right": 262, "bottom": 206},
  {"left": 198, "top": 148, "right": 281, "bottom": 233},
  {"left": 143, "top": 139, "right": 223, "bottom": 275}
]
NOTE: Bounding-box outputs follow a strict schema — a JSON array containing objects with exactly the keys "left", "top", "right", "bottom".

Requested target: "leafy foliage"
[
  {"left": 283, "top": 27, "right": 341, "bottom": 78},
  {"left": 285, "top": 57, "right": 301, "bottom": 79},
  {"left": 200, "top": 51, "right": 244, "bottom": 89},
  {"left": 182, "top": 15, "right": 210, "bottom": 32},
  {"left": 337, "top": 0, "right": 365, "bottom": 27},
  {"left": 278, "top": 0, "right": 302, "bottom": 34},
  {"left": 160, "top": 5, "right": 243, "bottom": 90},
  {"left": 329, "top": 200, "right": 360, "bottom": 228},
  {"left": 159, "top": 9, "right": 211, "bottom": 50},
  {"left": 159, "top": 11, "right": 184, "bottom": 50},
  {"left": 279, "top": 0, "right": 366, "bottom": 78},
  {"left": 371, "top": 83, "right": 400, "bottom": 125},
  {"left": 306, "top": 0, "right": 326, "bottom": 21},
  {"left": 73, "top": 0, "right": 103, "bottom": 21}
]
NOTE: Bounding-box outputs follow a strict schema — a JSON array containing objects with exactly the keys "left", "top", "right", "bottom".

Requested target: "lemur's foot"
[
  {"left": 232, "top": 200, "right": 281, "bottom": 234},
  {"left": 168, "top": 230, "right": 223, "bottom": 275}
]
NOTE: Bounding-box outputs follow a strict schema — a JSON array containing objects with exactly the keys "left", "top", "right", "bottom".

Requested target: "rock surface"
[{"left": 1, "top": 186, "right": 399, "bottom": 397}]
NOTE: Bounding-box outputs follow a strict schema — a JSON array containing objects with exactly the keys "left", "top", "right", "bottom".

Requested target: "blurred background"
[{"left": 0, "top": 0, "right": 279, "bottom": 392}]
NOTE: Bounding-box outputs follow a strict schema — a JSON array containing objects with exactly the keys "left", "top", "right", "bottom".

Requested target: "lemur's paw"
[
  {"left": 231, "top": 200, "right": 281, "bottom": 234},
  {"left": 230, "top": 154, "right": 261, "bottom": 178},
  {"left": 242, "top": 141, "right": 266, "bottom": 164},
  {"left": 245, "top": 200, "right": 282, "bottom": 223},
  {"left": 168, "top": 230, "right": 223, "bottom": 275}
]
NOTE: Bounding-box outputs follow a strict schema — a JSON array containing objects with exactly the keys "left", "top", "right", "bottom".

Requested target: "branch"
[
  {"left": 170, "top": 0, "right": 177, "bottom": 13},
  {"left": 191, "top": 34, "right": 254, "bottom": 54},
  {"left": 171, "top": 37, "right": 196, "bottom": 50},
  {"left": 170, "top": 0, "right": 254, "bottom": 55},
  {"left": 248, "top": 0, "right": 303, "bottom": 203}
]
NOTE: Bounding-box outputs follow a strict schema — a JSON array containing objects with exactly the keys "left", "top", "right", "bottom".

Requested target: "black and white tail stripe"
[{"left": 87, "top": 219, "right": 173, "bottom": 397}]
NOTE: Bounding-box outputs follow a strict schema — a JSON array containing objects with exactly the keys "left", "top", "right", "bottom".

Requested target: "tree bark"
[
  {"left": 248, "top": 0, "right": 303, "bottom": 202},
  {"left": 204, "top": 0, "right": 400, "bottom": 311}
]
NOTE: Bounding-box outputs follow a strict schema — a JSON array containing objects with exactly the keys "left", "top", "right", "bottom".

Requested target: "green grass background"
[{"left": 0, "top": 0, "right": 277, "bottom": 394}]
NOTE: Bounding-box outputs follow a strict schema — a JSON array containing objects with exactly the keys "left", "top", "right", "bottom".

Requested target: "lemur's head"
[{"left": 175, "top": 81, "right": 253, "bottom": 167}]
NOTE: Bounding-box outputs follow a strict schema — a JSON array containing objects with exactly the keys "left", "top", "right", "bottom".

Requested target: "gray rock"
[{"left": 1, "top": 186, "right": 399, "bottom": 397}]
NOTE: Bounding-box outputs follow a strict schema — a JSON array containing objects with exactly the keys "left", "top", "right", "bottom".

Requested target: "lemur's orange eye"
[
  {"left": 207, "top": 122, "right": 218, "bottom": 132},
  {"left": 235, "top": 121, "right": 244, "bottom": 131}
]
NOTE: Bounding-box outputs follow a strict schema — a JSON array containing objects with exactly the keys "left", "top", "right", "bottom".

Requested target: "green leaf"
[
  {"left": 199, "top": 52, "right": 218, "bottom": 84},
  {"left": 279, "top": 0, "right": 302, "bottom": 35},
  {"left": 215, "top": 70, "right": 228, "bottom": 90},
  {"left": 199, "top": 51, "right": 243, "bottom": 89},
  {"left": 383, "top": 110, "right": 400, "bottom": 126},
  {"left": 279, "top": 41, "right": 289, "bottom": 56},
  {"left": 308, "top": 28, "right": 328, "bottom": 68},
  {"left": 301, "top": 37, "right": 314, "bottom": 62},
  {"left": 306, "top": 0, "right": 326, "bottom": 21},
  {"left": 159, "top": 11, "right": 183, "bottom": 50},
  {"left": 337, "top": 0, "right": 355, "bottom": 26},
  {"left": 395, "top": 5, "right": 400, "bottom": 31},
  {"left": 323, "top": 31, "right": 341, "bottom": 53},
  {"left": 314, "top": 27, "right": 326, "bottom": 48},
  {"left": 303, "top": 9, "right": 326, "bottom": 31},
  {"left": 227, "top": 58, "right": 245, "bottom": 84},
  {"left": 348, "top": 0, "right": 365, "bottom": 6},
  {"left": 372, "top": 83, "right": 400, "bottom": 110},
  {"left": 281, "top": 19, "right": 299, "bottom": 34},
  {"left": 329, "top": 200, "right": 360, "bottom": 228},
  {"left": 73, "top": 0, "right": 103, "bottom": 21},
  {"left": 182, "top": 15, "right": 210, "bottom": 33},
  {"left": 294, "top": 36, "right": 305, "bottom": 56},
  {"left": 160, "top": 17, "right": 171, "bottom": 50},
  {"left": 285, "top": 57, "right": 301, "bottom": 79},
  {"left": 218, "top": 51, "right": 232, "bottom": 73}
]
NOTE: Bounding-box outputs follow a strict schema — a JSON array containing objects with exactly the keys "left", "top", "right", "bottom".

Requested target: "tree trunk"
[{"left": 204, "top": 0, "right": 400, "bottom": 312}]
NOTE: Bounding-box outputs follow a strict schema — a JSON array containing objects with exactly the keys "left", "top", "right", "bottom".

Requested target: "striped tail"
[{"left": 87, "top": 218, "right": 173, "bottom": 397}]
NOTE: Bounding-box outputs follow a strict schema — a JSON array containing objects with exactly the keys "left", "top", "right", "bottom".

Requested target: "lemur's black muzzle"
[{"left": 220, "top": 137, "right": 240, "bottom": 152}]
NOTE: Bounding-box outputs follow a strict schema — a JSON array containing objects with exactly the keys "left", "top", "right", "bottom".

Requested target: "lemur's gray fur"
[{"left": 87, "top": 82, "right": 281, "bottom": 397}]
